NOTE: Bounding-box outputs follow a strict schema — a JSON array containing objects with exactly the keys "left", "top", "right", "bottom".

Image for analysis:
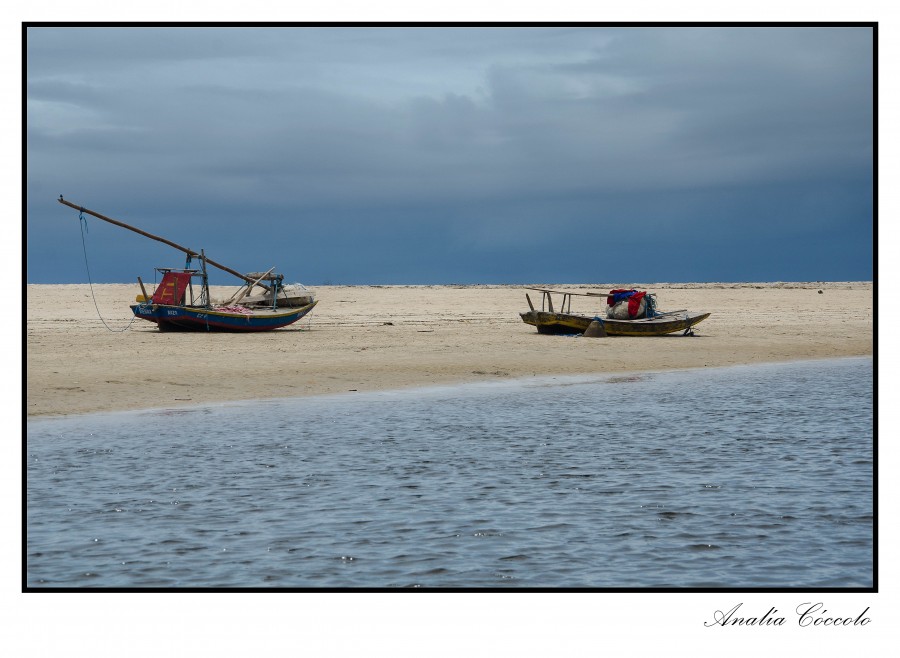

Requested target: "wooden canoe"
[
  {"left": 520, "top": 309, "right": 710, "bottom": 336},
  {"left": 520, "top": 288, "right": 710, "bottom": 336}
]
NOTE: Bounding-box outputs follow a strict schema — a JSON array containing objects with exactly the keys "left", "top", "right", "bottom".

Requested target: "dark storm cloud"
[{"left": 26, "top": 26, "right": 873, "bottom": 284}]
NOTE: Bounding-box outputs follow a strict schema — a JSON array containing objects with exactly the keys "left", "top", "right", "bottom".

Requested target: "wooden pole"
[
  {"left": 525, "top": 288, "right": 650, "bottom": 299},
  {"left": 230, "top": 266, "right": 276, "bottom": 305},
  {"left": 137, "top": 276, "right": 150, "bottom": 302},
  {"left": 58, "top": 196, "right": 271, "bottom": 291}
]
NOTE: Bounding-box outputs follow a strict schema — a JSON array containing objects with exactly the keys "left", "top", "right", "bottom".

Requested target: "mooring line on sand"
[{"left": 78, "top": 211, "right": 138, "bottom": 333}]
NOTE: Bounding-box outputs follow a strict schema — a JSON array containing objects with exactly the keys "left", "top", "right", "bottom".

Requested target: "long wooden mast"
[{"left": 58, "top": 196, "right": 270, "bottom": 290}]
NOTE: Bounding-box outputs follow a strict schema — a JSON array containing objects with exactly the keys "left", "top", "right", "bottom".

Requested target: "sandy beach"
[{"left": 26, "top": 282, "right": 873, "bottom": 417}]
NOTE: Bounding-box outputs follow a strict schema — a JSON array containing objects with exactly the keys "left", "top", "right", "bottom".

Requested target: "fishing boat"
[
  {"left": 520, "top": 288, "right": 710, "bottom": 336},
  {"left": 59, "top": 196, "right": 317, "bottom": 332},
  {"left": 129, "top": 267, "right": 316, "bottom": 332}
]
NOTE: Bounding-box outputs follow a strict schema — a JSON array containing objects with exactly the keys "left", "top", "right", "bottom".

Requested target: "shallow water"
[{"left": 26, "top": 357, "right": 873, "bottom": 588}]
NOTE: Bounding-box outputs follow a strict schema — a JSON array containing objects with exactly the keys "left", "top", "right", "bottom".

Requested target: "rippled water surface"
[{"left": 27, "top": 357, "right": 873, "bottom": 588}]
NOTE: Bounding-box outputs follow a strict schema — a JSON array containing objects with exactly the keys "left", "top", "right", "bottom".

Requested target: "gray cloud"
[{"left": 27, "top": 26, "right": 873, "bottom": 284}]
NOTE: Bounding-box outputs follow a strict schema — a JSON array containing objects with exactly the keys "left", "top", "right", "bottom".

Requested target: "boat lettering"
[{"left": 167, "top": 310, "right": 178, "bottom": 316}]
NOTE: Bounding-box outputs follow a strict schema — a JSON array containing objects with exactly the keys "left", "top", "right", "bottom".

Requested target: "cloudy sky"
[{"left": 25, "top": 25, "right": 873, "bottom": 285}]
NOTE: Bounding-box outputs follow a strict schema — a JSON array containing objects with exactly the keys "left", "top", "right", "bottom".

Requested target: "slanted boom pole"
[{"left": 58, "top": 196, "right": 271, "bottom": 291}]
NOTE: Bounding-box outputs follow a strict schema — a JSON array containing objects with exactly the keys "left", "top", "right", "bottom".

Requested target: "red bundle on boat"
[{"left": 607, "top": 289, "right": 647, "bottom": 319}]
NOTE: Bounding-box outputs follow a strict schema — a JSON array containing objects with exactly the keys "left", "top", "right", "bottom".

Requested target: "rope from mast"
[{"left": 77, "top": 210, "right": 138, "bottom": 333}]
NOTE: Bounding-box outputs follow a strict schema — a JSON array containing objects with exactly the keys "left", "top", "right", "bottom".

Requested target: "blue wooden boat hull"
[{"left": 131, "top": 301, "right": 317, "bottom": 332}]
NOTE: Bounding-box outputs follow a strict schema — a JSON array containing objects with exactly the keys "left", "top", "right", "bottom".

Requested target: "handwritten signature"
[{"left": 705, "top": 602, "right": 871, "bottom": 627}]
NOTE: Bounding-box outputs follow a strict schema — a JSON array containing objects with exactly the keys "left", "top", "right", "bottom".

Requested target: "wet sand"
[{"left": 26, "top": 282, "right": 873, "bottom": 417}]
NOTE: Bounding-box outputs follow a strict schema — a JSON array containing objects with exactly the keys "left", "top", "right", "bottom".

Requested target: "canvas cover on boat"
[
  {"left": 606, "top": 289, "right": 647, "bottom": 319},
  {"left": 151, "top": 271, "right": 193, "bottom": 305}
]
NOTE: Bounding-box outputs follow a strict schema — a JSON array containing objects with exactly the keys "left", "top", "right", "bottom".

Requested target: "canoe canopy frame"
[{"left": 524, "top": 287, "right": 658, "bottom": 317}]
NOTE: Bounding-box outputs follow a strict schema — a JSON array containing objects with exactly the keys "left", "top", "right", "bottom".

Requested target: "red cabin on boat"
[{"left": 150, "top": 270, "right": 194, "bottom": 305}]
